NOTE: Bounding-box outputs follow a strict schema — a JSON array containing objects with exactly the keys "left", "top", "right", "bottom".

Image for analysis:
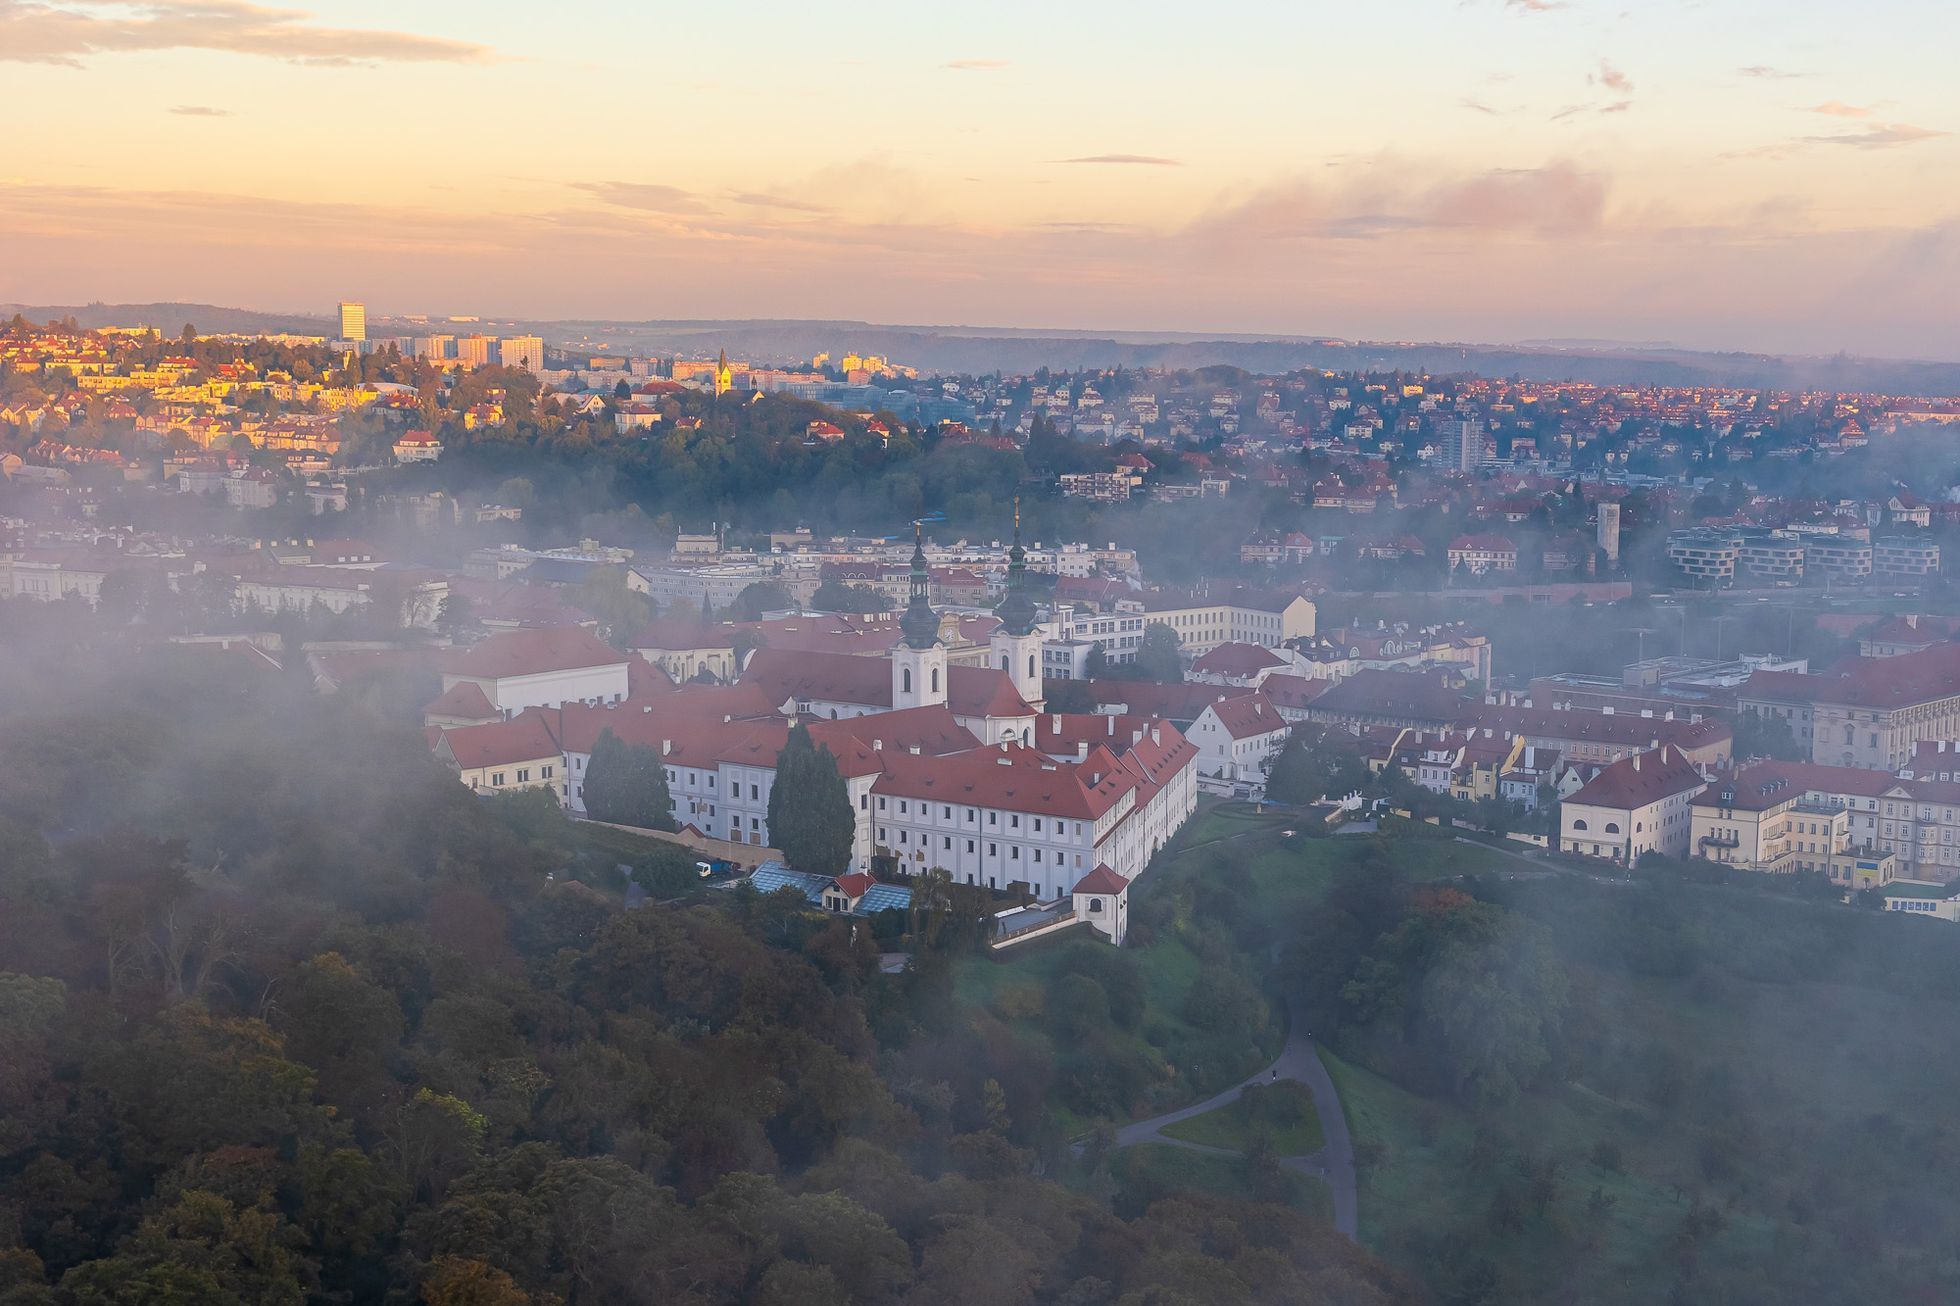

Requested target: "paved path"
[{"left": 1108, "top": 993, "right": 1359, "bottom": 1239}]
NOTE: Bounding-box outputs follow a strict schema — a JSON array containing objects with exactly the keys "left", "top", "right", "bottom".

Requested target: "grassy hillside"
[{"left": 1304, "top": 868, "right": 1960, "bottom": 1304}]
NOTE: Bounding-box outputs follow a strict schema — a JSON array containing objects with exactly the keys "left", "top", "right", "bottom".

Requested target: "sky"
[{"left": 1, "top": 0, "right": 1957, "bottom": 359}]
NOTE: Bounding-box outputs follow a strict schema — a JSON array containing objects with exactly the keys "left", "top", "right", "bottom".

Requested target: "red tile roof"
[
  {"left": 1741, "top": 643, "right": 1960, "bottom": 711},
  {"left": 1567, "top": 746, "right": 1707, "bottom": 810},
  {"left": 872, "top": 743, "right": 1138, "bottom": 821},
  {"left": 1034, "top": 713, "right": 1152, "bottom": 755},
  {"left": 741, "top": 648, "right": 1033, "bottom": 720},
  {"left": 437, "top": 709, "right": 562, "bottom": 771},
  {"left": 1074, "top": 864, "right": 1130, "bottom": 894},
  {"left": 1059, "top": 678, "right": 1255, "bottom": 723},
  {"left": 1260, "top": 673, "right": 1333, "bottom": 710},
  {"left": 1200, "top": 693, "right": 1288, "bottom": 740},
  {"left": 1190, "top": 642, "right": 1287, "bottom": 677},
  {"left": 831, "top": 872, "right": 876, "bottom": 897},
  {"left": 1307, "top": 669, "right": 1466, "bottom": 724},
  {"left": 423, "top": 680, "right": 498, "bottom": 723},
  {"left": 438, "top": 625, "right": 627, "bottom": 680}
]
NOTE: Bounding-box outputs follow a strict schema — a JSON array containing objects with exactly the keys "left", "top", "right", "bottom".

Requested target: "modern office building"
[{"left": 337, "top": 301, "right": 366, "bottom": 343}]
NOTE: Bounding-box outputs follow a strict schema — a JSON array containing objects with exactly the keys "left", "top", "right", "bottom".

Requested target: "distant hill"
[
  {"left": 9, "top": 302, "right": 1960, "bottom": 394},
  {"left": 524, "top": 319, "right": 1960, "bottom": 394},
  {"left": 1, "top": 301, "right": 331, "bottom": 337}
]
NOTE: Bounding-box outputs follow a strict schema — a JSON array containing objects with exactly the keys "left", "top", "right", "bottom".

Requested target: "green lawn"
[
  {"left": 1159, "top": 1080, "right": 1325, "bottom": 1157},
  {"left": 1110, "top": 1143, "right": 1334, "bottom": 1224}
]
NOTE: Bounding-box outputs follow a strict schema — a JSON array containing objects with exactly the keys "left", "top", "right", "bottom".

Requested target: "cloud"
[
  {"left": 1460, "top": 98, "right": 1500, "bottom": 115},
  {"left": 169, "top": 103, "right": 229, "bottom": 116},
  {"left": 4, "top": 175, "right": 1957, "bottom": 362},
  {"left": 1739, "top": 65, "right": 1803, "bottom": 79},
  {"left": 1038, "top": 221, "right": 1142, "bottom": 235},
  {"left": 731, "top": 191, "right": 830, "bottom": 214},
  {"left": 1804, "top": 123, "right": 1949, "bottom": 149},
  {"left": 1188, "top": 160, "right": 1608, "bottom": 243},
  {"left": 1551, "top": 99, "right": 1630, "bottom": 122},
  {"left": 572, "top": 181, "right": 709, "bottom": 214},
  {"left": 1592, "top": 60, "right": 1633, "bottom": 95},
  {"left": 0, "top": 0, "right": 494, "bottom": 67},
  {"left": 1807, "top": 101, "right": 1876, "bottom": 118},
  {"left": 1505, "top": 0, "right": 1564, "bottom": 11},
  {"left": 1057, "top": 154, "right": 1182, "bottom": 166},
  {"left": 943, "top": 58, "right": 1007, "bottom": 71}
]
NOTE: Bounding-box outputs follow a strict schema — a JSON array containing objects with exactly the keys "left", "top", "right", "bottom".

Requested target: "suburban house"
[
  {"left": 1189, "top": 693, "right": 1290, "bottom": 797},
  {"left": 1559, "top": 745, "right": 1707, "bottom": 864}
]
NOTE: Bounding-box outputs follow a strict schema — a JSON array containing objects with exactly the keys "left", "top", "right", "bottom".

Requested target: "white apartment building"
[
  {"left": 498, "top": 335, "right": 545, "bottom": 373},
  {"left": 1559, "top": 746, "right": 1707, "bottom": 863}
]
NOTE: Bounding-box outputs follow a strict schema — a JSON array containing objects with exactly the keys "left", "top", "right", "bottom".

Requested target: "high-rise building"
[
  {"left": 337, "top": 302, "right": 366, "bottom": 343},
  {"left": 455, "top": 335, "right": 492, "bottom": 367},
  {"left": 413, "top": 335, "right": 454, "bottom": 361},
  {"left": 499, "top": 335, "right": 544, "bottom": 373},
  {"left": 1597, "top": 501, "right": 1621, "bottom": 564},
  {"left": 1436, "top": 418, "right": 1486, "bottom": 473}
]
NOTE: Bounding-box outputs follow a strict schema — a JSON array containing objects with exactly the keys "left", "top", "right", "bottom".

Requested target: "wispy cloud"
[
  {"left": 572, "top": 181, "right": 709, "bottom": 214},
  {"left": 1460, "top": 98, "right": 1500, "bottom": 115},
  {"left": 169, "top": 103, "right": 230, "bottom": 117},
  {"left": 1807, "top": 101, "right": 1876, "bottom": 119},
  {"left": 731, "top": 191, "right": 830, "bottom": 214},
  {"left": 1188, "top": 160, "right": 1608, "bottom": 243},
  {"left": 1057, "top": 154, "right": 1182, "bottom": 167},
  {"left": 0, "top": 0, "right": 495, "bottom": 66},
  {"left": 943, "top": 58, "right": 1007, "bottom": 71},
  {"left": 1739, "top": 65, "right": 1803, "bottom": 80},
  {"left": 1552, "top": 100, "right": 1631, "bottom": 121},
  {"left": 1592, "top": 59, "right": 1633, "bottom": 95},
  {"left": 1804, "top": 123, "right": 1948, "bottom": 149},
  {"left": 1505, "top": 0, "right": 1564, "bottom": 12}
]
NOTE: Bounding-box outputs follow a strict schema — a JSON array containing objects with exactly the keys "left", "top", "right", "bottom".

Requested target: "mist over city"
[{"left": 4, "top": 3, "right": 1960, "bottom": 1305}]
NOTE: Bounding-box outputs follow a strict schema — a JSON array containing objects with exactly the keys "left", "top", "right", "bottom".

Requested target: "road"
[{"left": 1109, "top": 992, "right": 1358, "bottom": 1240}]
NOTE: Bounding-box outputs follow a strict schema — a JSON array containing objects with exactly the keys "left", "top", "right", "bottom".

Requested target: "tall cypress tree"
[
  {"left": 582, "top": 728, "right": 675, "bottom": 831},
  {"left": 768, "top": 724, "right": 855, "bottom": 875}
]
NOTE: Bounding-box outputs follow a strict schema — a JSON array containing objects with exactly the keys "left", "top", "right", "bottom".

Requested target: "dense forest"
[{"left": 0, "top": 601, "right": 1408, "bottom": 1305}]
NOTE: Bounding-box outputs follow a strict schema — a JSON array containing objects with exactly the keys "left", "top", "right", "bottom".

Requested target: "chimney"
[
  {"left": 1151, "top": 726, "right": 1161, "bottom": 745},
  {"left": 661, "top": 739, "right": 672, "bottom": 756},
  {"left": 1632, "top": 752, "right": 1641, "bottom": 771}
]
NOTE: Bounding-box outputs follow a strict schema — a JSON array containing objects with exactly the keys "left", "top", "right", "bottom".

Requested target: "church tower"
[
  {"left": 713, "top": 348, "right": 733, "bottom": 398},
  {"left": 990, "top": 500, "right": 1045, "bottom": 709},
  {"left": 893, "top": 522, "right": 948, "bottom": 710}
]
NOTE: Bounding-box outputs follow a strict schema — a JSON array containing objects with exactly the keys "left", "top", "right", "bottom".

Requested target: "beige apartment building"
[{"left": 1738, "top": 643, "right": 1960, "bottom": 771}]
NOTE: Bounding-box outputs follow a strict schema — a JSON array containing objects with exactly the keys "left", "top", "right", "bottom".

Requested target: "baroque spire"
[{"left": 901, "top": 520, "right": 940, "bottom": 649}]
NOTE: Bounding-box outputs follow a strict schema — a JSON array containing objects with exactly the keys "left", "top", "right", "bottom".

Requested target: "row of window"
[
  {"left": 878, "top": 829, "right": 1088, "bottom": 871},
  {"left": 486, "top": 764, "right": 554, "bottom": 787},
  {"left": 874, "top": 797, "right": 1087, "bottom": 838}
]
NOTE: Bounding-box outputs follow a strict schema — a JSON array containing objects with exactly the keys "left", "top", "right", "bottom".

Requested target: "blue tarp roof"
[{"left": 745, "top": 861, "right": 911, "bottom": 917}]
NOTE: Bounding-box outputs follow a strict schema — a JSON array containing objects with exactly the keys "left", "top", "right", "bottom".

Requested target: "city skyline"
[{"left": 2, "top": 0, "right": 1957, "bottom": 359}]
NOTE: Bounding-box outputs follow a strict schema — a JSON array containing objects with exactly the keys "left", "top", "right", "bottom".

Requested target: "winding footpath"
[{"left": 1109, "top": 994, "right": 1359, "bottom": 1240}]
